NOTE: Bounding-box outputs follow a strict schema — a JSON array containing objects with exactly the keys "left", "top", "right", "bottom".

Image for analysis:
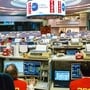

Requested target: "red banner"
[
  {"left": 50, "top": 0, "right": 54, "bottom": 13},
  {"left": 27, "top": 2, "right": 31, "bottom": 15},
  {"left": 58, "top": 1, "right": 61, "bottom": 13}
]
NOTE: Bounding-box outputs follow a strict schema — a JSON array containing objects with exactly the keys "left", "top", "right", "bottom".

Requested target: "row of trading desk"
[{"left": 0, "top": 54, "right": 90, "bottom": 90}]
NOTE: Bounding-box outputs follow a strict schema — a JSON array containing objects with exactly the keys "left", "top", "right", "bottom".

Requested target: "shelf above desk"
[{"left": 51, "top": 55, "right": 76, "bottom": 61}]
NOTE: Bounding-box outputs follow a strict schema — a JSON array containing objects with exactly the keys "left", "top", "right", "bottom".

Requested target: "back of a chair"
[{"left": 0, "top": 73, "right": 15, "bottom": 90}]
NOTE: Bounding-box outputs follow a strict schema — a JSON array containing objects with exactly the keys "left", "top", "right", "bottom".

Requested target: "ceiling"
[
  {"left": 0, "top": 0, "right": 26, "bottom": 15},
  {"left": 0, "top": 0, "right": 90, "bottom": 16},
  {"left": 66, "top": 0, "right": 90, "bottom": 15}
]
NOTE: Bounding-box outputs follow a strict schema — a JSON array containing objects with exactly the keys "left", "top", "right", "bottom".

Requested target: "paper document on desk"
[
  {"left": 19, "top": 45, "right": 28, "bottom": 53},
  {"left": 36, "top": 45, "right": 47, "bottom": 52},
  {"left": 42, "top": 39, "right": 50, "bottom": 43},
  {"left": 71, "top": 38, "right": 79, "bottom": 43},
  {"left": 86, "top": 44, "right": 90, "bottom": 52}
]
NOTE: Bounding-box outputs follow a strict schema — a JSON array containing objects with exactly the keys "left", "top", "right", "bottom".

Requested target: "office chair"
[{"left": 0, "top": 73, "right": 15, "bottom": 90}]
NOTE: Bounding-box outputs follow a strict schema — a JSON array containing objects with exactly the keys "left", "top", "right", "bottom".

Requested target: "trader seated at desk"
[
  {"left": 69, "top": 62, "right": 90, "bottom": 90},
  {"left": 4, "top": 64, "right": 27, "bottom": 90},
  {"left": 20, "top": 37, "right": 27, "bottom": 45}
]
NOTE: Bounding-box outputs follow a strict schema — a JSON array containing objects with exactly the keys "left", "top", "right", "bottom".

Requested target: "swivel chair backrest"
[{"left": 0, "top": 73, "right": 15, "bottom": 90}]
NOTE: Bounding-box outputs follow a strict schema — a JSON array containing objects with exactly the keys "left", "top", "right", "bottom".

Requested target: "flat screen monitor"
[
  {"left": 66, "top": 50, "right": 77, "bottom": 55},
  {"left": 27, "top": 41, "right": 35, "bottom": 45},
  {"left": 0, "top": 46, "right": 6, "bottom": 53},
  {"left": 71, "top": 63, "right": 82, "bottom": 80},
  {"left": 14, "top": 38, "right": 21, "bottom": 43},
  {"left": 24, "top": 61, "right": 41, "bottom": 76},
  {"left": 4, "top": 60, "right": 24, "bottom": 76},
  {"left": 54, "top": 70, "right": 70, "bottom": 81}
]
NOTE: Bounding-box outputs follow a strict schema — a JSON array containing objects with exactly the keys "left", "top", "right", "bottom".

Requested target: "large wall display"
[{"left": 26, "top": 0, "right": 66, "bottom": 17}]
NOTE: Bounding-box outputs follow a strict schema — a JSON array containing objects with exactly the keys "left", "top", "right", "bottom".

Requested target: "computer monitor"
[
  {"left": 14, "top": 38, "right": 21, "bottom": 43},
  {"left": 27, "top": 41, "right": 35, "bottom": 45},
  {"left": 66, "top": 50, "right": 77, "bottom": 55},
  {"left": 0, "top": 46, "right": 7, "bottom": 53},
  {"left": 4, "top": 60, "right": 24, "bottom": 76},
  {"left": 71, "top": 38, "right": 79, "bottom": 44},
  {"left": 24, "top": 61, "right": 41, "bottom": 76},
  {"left": 54, "top": 70, "right": 70, "bottom": 87},
  {"left": 71, "top": 63, "right": 82, "bottom": 80},
  {"left": 54, "top": 70, "right": 70, "bottom": 81}
]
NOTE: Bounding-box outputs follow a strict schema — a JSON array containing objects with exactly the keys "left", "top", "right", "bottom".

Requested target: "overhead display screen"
[{"left": 27, "top": 0, "right": 66, "bottom": 17}]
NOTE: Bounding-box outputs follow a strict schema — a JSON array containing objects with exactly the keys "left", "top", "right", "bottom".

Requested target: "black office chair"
[{"left": 0, "top": 73, "right": 15, "bottom": 90}]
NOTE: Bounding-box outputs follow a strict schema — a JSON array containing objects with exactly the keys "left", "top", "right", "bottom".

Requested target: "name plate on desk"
[
  {"left": 29, "top": 50, "right": 51, "bottom": 59},
  {"left": 30, "top": 52, "right": 42, "bottom": 56}
]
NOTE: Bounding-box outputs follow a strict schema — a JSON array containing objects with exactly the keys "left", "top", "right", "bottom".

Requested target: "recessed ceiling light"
[
  {"left": 11, "top": 0, "right": 28, "bottom": 8},
  {"left": 65, "top": 0, "right": 81, "bottom": 6}
]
